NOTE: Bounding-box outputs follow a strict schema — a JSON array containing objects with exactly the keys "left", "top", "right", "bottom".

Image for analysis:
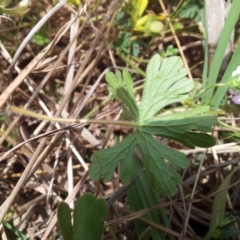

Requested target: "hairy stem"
[{"left": 8, "top": 105, "right": 138, "bottom": 128}]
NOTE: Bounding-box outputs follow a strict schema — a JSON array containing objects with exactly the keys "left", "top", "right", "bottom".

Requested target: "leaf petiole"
[{"left": 8, "top": 105, "right": 138, "bottom": 128}]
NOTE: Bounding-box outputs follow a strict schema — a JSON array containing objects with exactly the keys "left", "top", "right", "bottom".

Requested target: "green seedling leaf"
[
  {"left": 73, "top": 194, "right": 94, "bottom": 240},
  {"left": 134, "top": 13, "right": 166, "bottom": 34},
  {"left": 90, "top": 133, "right": 137, "bottom": 182},
  {"left": 149, "top": 21, "right": 163, "bottom": 33},
  {"left": 139, "top": 54, "right": 194, "bottom": 121},
  {"left": 106, "top": 70, "right": 138, "bottom": 121},
  {"left": 57, "top": 202, "right": 74, "bottom": 240},
  {"left": 136, "top": 131, "right": 189, "bottom": 196},
  {"left": 73, "top": 193, "right": 107, "bottom": 240},
  {"left": 33, "top": 31, "right": 50, "bottom": 46}
]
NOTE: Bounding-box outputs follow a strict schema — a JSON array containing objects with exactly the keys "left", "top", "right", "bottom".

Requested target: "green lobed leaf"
[
  {"left": 57, "top": 202, "right": 74, "bottom": 240},
  {"left": 123, "top": 69, "right": 135, "bottom": 100},
  {"left": 223, "top": 228, "right": 240, "bottom": 239},
  {"left": 136, "top": 131, "right": 189, "bottom": 196},
  {"left": 89, "top": 54, "right": 217, "bottom": 196},
  {"left": 126, "top": 156, "right": 166, "bottom": 239},
  {"left": 139, "top": 54, "right": 194, "bottom": 121},
  {"left": 139, "top": 110, "right": 217, "bottom": 148},
  {"left": 89, "top": 133, "right": 137, "bottom": 182},
  {"left": 106, "top": 70, "right": 139, "bottom": 121}
]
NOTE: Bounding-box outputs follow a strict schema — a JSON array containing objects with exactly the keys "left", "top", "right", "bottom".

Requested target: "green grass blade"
[
  {"left": 2, "top": 220, "right": 29, "bottom": 240},
  {"left": 201, "top": 0, "right": 240, "bottom": 104},
  {"left": 202, "top": 0, "right": 208, "bottom": 89},
  {"left": 139, "top": 227, "right": 152, "bottom": 240},
  {"left": 211, "top": 42, "right": 240, "bottom": 109}
]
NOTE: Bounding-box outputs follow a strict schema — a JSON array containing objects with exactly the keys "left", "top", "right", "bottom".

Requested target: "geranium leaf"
[
  {"left": 139, "top": 108, "right": 217, "bottom": 148},
  {"left": 139, "top": 54, "right": 194, "bottom": 121},
  {"left": 106, "top": 70, "right": 139, "bottom": 121},
  {"left": 136, "top": 131, "right": 189, "bottom": 196},
  {"left": 89, "top": 133, "right": 136, "bottom": 182},
  {"left": 89, "top": 54, "right": 216, "bottom": 196}
]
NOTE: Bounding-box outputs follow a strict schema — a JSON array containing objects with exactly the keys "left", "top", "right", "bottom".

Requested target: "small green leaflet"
[
  {"left": 89, "top": 54, "right": 217, "bottom": 196},
  {"left": 106, "top": 70, "right": 139, "bottom": 121}
]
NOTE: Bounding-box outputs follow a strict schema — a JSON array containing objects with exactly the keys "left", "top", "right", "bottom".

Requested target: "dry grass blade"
[
  {"left": 0, "top": 1, "right": 121, "bottom": 236},
  {"left": 0, "top": 1, "right": 85, "bottom": 110},
  {"left": 0, "top": 2, "right": 89, "bottom": 223},
  {"left": 106, "top": 203, "right": 183, "bottom": 238},
  {"left": 9, "top": 0, "right": 68, "bottom": 74},
  {"left": 1, "top": 0, "right": 240, "bottom": 238}
]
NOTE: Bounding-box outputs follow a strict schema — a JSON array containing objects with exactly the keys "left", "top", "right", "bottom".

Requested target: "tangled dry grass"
[{"left": 0, "top": 0, "right": 240, "bottom": 239}]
